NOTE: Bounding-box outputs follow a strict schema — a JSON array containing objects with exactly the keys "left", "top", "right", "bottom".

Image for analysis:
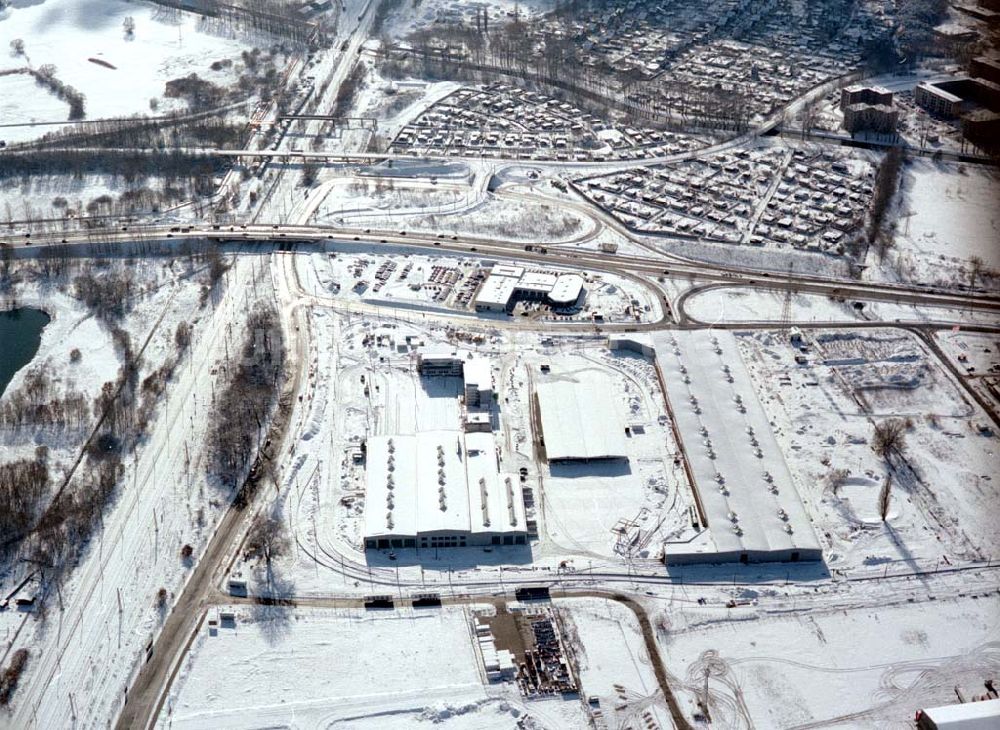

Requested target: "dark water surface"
[{"left": 0, "top": 308, "right": 50, "bottom": 397}]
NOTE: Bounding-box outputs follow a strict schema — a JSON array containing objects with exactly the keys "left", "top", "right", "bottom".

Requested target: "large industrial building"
[
  {"left": 535, "top": 376, "right": 628, "bottom": 461},
  {"left": 474, "top": 265, "right": 585, "bottom": 313},
  {"left": 363, "top": 430, "right": 528, "bottom": 550},
  {"left": 629, "top": 331, "right": 823, "bottom": 565}
]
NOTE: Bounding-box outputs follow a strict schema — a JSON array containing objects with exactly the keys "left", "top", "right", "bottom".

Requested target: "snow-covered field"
[
  {"left": 0, "top": 0, "right": 261, "bottom": 140},
  {"left": 886, "top": 160, "right": 1000, "bottom": 286},
  {"left": 660, "top": 594, "right": 1000, "bottom": 728},
  {"left": 159, "top": 604, "right": 585, "bottom": 729},
  {"left": 738, "top": 328, "right": 1000, "bottom": 571}
]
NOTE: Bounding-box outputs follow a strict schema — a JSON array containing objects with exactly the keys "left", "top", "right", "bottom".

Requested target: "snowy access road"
[
  {"left": 8, "top": 255, "right": 273, "bottom": 730},
  {"left": 113, "top": 253, "right": 313, "bottom": 730}
]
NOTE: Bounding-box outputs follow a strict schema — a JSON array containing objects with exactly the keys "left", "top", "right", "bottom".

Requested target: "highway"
[{"left": 6, "top": 222, "right": 999, "bottom": 317}]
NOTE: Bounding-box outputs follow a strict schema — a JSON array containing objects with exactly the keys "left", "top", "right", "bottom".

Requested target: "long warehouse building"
[{"left": 648, "top": 330, "right": 823, "bottom": 564}]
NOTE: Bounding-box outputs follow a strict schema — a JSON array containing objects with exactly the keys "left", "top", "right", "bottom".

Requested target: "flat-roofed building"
[
  {"left": 652, "top": 330, "right": 823, "bottom": 565},
  {"left": 549, "top": 274, "right": 585, "bottom": 307},
  {"left": 916, "top": 698, "right": 1000, "bottom": 730},
  {"left": 463, "top": 358, "right": 493, "bottom": 408},
  {"left": 971, "top": 56, "right": 1000, "bottom": 85},
  {"left": 535, "top": 376, "right": 628, "bottom": 461},
  {"left": 474, "top": 275, "right": 518, "bottom": 312},
  {"left": 843, "top": 103, "right": 899, "bottom": 134},
  {"left": 490, "top": 264, "right": 525, "bottom": 278},
  {"left": 840, "top": 85, "right": 897, "bottom": 134},
  {"left": 514, "top": 272, "right": 557, "bottom": 300},
  {"left": 363, "top": 431, "right": 527, "bottom": 550},
  {"left": 840, "top": 84, "right": 893, "bottom": 109},
  {"left": 475, "top": 268, "right": 587, "bottom": 313},
  {"left": 417, "top": 348, "right": 464, "bottom": 376},
  {"left": 916, "top": 81, "right": 965, "bottom": 118}
]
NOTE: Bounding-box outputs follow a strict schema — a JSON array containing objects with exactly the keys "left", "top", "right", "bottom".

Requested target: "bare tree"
[
  {"left": 246, "top": 510, "right": 289, "bottom": 594},
  {"left": 968, "top": 255, "right": 983, "bottom": 290},
  {"left": 872, "top": 418, "right": 907, "bottom": 461},
  {"left": 878, "top": 473, "right": 892, "bottom": 521},
  {"left": 247, "top": 512, "right": 289, "bottom": 569},
  {"left": 9, "top": 38, "right": 24, "bottom": 57},
  {"left": 174, "top": 321, "right": 192, "bottom": 351},
  {"left": 123, "top": 16, "right": 136, "bottom": 37},
  {"left": 0, "top": 649, "right": 29, "bottom": 707},
  {"left": 301, "top": 161, "right": 319, "bottom": 187},
  {"left": 868, "top": 146, "right": 903, "bottom": 248}
]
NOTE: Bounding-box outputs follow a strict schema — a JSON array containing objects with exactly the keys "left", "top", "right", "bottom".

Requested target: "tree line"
[
  {"left": 0, "top": 150, "right": 231, "bottom": 186},
  {"left": 205, "top": 303, "right": 285, "bottom": 492}
]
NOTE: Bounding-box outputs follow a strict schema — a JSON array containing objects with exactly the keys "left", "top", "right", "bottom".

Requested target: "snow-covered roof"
[
  {"left": 653, "top": 330, "right": 822, "bottom": 562},
  {"left": 920, "top": 699, "right": 1000, "bottom": 729},
  {"left": 364, "top": 431, "right": 468, "bottom": 539},
  {"left": 419, "top": 347, "right": 463, "bottom": 364},
  {"left": 464, "top": 431, "right": 525, "bottom": 533},
  {"left": 490, "top": 264, "right": 524, "bottom": 278},
  {"left": 464, "top": 358, "right": 492, "bottom": 390},
  {"left": 364, "top": 431, "right": 524, "bottom": 539},
  {"left": 549, "top": 274, "right": 584, "bottom": 305},
  {"left": 475, "top": 275, "right": 517, "bottom": 308},
  {"left": 536, "top": 377, "right": 628, "bottom": 460},
  {"left": 516, "top": 272, "right": 557, "bottom": 293},
  {"left": 916, "top": 81, "right": 962, "bottom": 104}
]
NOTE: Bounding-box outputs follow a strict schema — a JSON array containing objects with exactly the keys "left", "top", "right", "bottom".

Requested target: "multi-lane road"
[{"left": 5, "top": 221, "right": 998, "bottom": 318}]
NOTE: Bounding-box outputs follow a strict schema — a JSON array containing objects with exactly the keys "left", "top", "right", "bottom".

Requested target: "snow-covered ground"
[
  {"left": 883, "top": 160, "right": 1000, "bottom": 287},
  {"left": 0, "top": 0, "right": 265, "bottom": 141},
  {"left": 738, "top": 328, "right": 1000, "bottom": 572},
  {"left": 557, "top": 597, "right": 671, "bottom": 729},
  {"left": 322, "top": 189, "right": 594, "bottom": 244},
  {"left": 683, "top": 286, "right": 999, "bottom": 327},
  {"left": 660, "top": 593, "right": 1000, "bottom": 728},
  {"left": 0, "top": 250, "right": 278, "bottom": 728},
  {"left": 159, "top": 604, "right": 586, "bottom": 729},
  {"left": 0, "top": 283, "right": 114, "bottom": 474}
]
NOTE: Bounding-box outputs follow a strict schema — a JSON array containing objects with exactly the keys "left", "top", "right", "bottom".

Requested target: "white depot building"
[
  {"left": 363, "top": 430, "right": 527, "bottom": 550},
  {"left": 535, "top": 376, "right": 628, "bottom": 461},
  {"left": 646, "top": 330, "right": 823, "bottom": 564},
  {"left": 474, "top": 264, "right": 585, "bottom": 313}
]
